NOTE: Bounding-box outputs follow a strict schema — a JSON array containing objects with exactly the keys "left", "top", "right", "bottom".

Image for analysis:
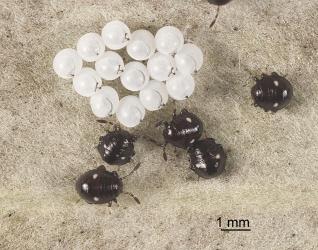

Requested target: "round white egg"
[
  {"left": 155, "top": 26, "right": 184, "bottom": 55},
  {"left": 116, "top": 96, "right": 146, "bottom": 128},
  {"left": 76, "top": 33, "right": 105, "bottom": 62},
  {"left": 73, "top": 68, "right": 102, "bottom": 97},
  {"left": 175, "top": 44, "right": 204, "bottom": 74},
  {"left": 166, "top": 72, "right": 195, "bottom": 100},
  {"left": 139, "top": 80, "right": 168, "bottom": 111},
  {"left": 95, "top": 51, "right": 124, "bottom": 80},
  {"left": 127, "top": 30, "right": 156, "bottom": 61},
  {"left": 53, "top": 48, "right": 83, "bottom": 79},
  {"left": 90, "top": 86, "right": 119, "bottom": 118},
  {"left": 102, "top": 20, "right": 131, "bottom": 50},
  {"left": 147, "top": 53, "right": 176, "bottom": 82},
  {"left": 120, "top": 62, "right": 149, "bottom": 91}
]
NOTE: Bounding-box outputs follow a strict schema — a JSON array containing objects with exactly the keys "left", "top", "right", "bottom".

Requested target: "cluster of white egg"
[{"left": 53, "top": 21, "right": 203, "bottom": 127}]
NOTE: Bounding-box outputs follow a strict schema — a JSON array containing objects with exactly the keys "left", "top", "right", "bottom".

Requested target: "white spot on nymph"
[
  {"left": 121, "top": 156, "right": 126, "bottom": 160},
  {"left": 93, "top": 173, "right": 98, "bottom": 179},
  {"left": 82, "top": 183, "right": 89, "bottom": 192},
  {"left": 274, "top": 80, "right": 279, "bottom": 86},
  {"left": 283, "top": 90, "right": 288, "bottom": 98},
  {"left": 256, "top": 90, "right": 262, "bottom": 96},
  {"left": 273, "top": 102, "right": 279, "bottom": 107},
  {"left": 168, "top": 129, "right": 172, "bottom": 135},
  {"left": 196, "top": 163, "right": 207, "bottom": 169},
  {"left": 216, "top": 154, "right": 220, "bottom": 159},
  {"left": 123, "top": 139, "right": 129, "bottom": 147},
  {"left": 186, "top": 117, "right": 192, "bottom": 123},
  {"left": 93, "top": 197, "right": 99, "bottom": 202},
  {"left": 190, "top": 139, "right": 195, "bottom": 144},
  {"left": 103, "top": 144, "right": 107, "bottom": 149}
]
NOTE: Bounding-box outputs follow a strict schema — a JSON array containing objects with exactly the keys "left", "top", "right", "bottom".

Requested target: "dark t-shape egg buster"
[
  {"left": 97, "top": 126, "right": 136, "bottom": 166},
  {"left": 76, "top": 165, "right": 140, "bottom": 205},
  {"left": 251, "top": 72, "right": 293, "bottom": 112},
  {"left": 188, "top": 138, "right": 226, "bottom": 179}
]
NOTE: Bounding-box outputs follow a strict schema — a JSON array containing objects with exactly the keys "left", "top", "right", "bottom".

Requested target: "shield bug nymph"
[
  {"left": 157, "top": 109, "right": 204, "bottom": 160},
  {"left": 97, "top": 121, "right": 161, "bottom": 166},
  {"left": 76, "top": 164, "right": 140, "bottom": 206},
  {"left": 188, "top": 138, "right": 226, "bottom": 179},
  {"left": 251, "top": 72, "right": 293, "bottom": 112},
  {"left": 97, "top": 125, "right": 137, "bottom": 166}
]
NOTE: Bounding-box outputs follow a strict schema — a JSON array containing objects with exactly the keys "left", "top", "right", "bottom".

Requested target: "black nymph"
[
  {"left": 251, "top": 72, "right": 293, "bottom": 112},
  {"left": 162, "top": 109, "right": 203, "bottom": 149},
  {"left": 188, "top": 138, "right": 226, "bottom": 179},
  {"left": 76, "top": 165, "right": 140, "bottom": 206},
  {"left": 97, "top": 126, "right": 136, "bottom": 166},
  {"left": 157, "top": 109, "right": 203, "bottom": 160}
]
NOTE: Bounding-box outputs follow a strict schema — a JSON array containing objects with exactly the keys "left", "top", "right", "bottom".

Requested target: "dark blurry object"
[{"left": 208, "top": 0, "right": 233, "bottom": 5}]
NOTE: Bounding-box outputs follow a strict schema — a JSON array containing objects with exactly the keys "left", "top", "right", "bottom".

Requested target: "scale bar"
[{"left": 221, "top": 228, "right": 251, "bottom": 232}]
